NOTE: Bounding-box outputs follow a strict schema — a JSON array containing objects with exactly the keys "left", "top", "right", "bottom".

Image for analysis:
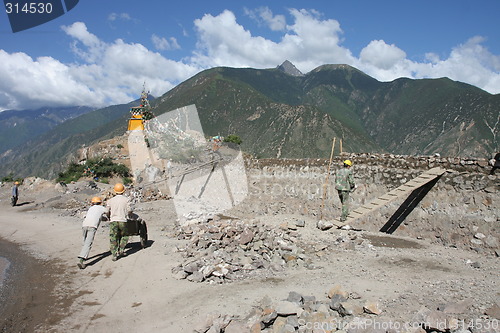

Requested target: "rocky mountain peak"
[{"left": 276, "top": 60, "right": 304, "bottom": 77}]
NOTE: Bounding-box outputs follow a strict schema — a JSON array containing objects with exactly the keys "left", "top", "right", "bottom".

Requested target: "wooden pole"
[
  {"left": 320, "top": 138, "right": 336, "bottom": 220},
  {"left": 340, "top": 139, "right": 343, "bottom": 154}
]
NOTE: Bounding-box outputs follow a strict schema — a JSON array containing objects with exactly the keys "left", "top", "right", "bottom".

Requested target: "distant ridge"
[
  {"left": 276, "top": 60, "right": 304, "bottom": 76},
  {"left": 1, "top": 63, "right": 499, "bottom": 179},
  {"left": 0, "top": 106, "right": 94, "bottom": 155}
]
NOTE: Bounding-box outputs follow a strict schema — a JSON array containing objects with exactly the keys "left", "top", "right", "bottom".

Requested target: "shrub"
[
  {"left": 57, "top": 157, "right": 131, "bottom": 183},
  {"left": 1, "top": 174, "right": 14, "bottom": 182},
  {"left": 224, "top": 134, "right": 242, "bottom": 145}
]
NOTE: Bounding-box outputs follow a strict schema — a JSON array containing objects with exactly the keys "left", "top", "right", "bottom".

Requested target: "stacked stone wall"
[{"left": 234, "top": 154, "right": 499, "bottom": 254}]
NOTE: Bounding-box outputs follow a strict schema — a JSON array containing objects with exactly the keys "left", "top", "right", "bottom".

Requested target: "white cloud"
[
  {"left": 192, "top": 9, "right": 356, "bottom": 72},
  {"left": 108, "top": 13, "right": 132, "bottom": 22},
  {"left": 151, "top": 34, "right": 181, "bottom": 51},
  {"left": 1, "top": 8, "right": 499, "bottom": 111},
  {"left": 193, "top": 9, "right": 499, "bottom": 93},
  {"left": 192, "top": 10, "right": 282, "bottom": 68},
  {"left": 356, "top": 36, "right": 500, "bottom": 92},
  {"left": 0, "top": 50, "right": 99, "bottom": 110},
  {"left": 411, "top": 37, "right": 500, "bottom": 93},
  {"left": 62, "top": 22, "right": 105, "bottom": 63},
  {"left": 244, "top": 6, "right": 286, "bottom": 31},
  {"left": 0, "top": 22, "right": 199, "bottom": 110},
  {"left": 284, "top": 9, "right": 355, "bottom": 70},
  {"left": 359, "top": 40, "right": 407, "bottom": 70}
]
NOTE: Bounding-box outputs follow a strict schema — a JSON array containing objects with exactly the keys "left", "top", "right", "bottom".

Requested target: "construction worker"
[
  {"left": 335, "top": 160, "right": 356, "bottom": 222},
  {"left": 11, "top": 181, "right": 20, "bottom": 206},
  {"left": 77, "top": 196, "right": 109, "bottom": 269},
  {"left": 106, "top": 183, "right": 132, "bottom": 261}
]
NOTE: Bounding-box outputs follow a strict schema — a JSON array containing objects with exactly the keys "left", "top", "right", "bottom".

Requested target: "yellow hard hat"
[
  {"left": 343, "top": 160, "right": 352, "bottom": 166},
  {"left": 113, "top": 183, "right": 125, "bottom": 194},
  {"left": 91, "top": 196, "right": 102, "bottom": 204},
  {"left": 14, "top": 181, "right": 20, "bottom": 185}
]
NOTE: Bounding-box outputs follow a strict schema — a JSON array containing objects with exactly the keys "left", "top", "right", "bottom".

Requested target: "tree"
[{"left": 224, "top": 134, "right": 242, "bottom": 145}]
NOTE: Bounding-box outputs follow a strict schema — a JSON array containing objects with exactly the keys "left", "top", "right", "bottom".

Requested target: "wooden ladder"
[{"left": 333, "top": 167, "right": 449, "bottom": 231}]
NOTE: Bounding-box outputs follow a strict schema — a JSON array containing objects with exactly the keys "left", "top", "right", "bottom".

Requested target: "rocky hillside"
[
  {"left": 154, "top": 63, "right": 499, "bottom": 159},
  {"left": 1, "top": 62, "right": 499, "bottom": 179}
]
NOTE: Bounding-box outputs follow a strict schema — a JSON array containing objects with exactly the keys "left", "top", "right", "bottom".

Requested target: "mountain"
[
  {"left": 1, "top": 62, "right": 499, "bottom": 179},
  {"left": 361, "top": 76, "right": 499, "bottom": 156},
  {"left": 0, "top": 102, "right": 138, "bottom": 178},
  {"left": 277, "top": 60, "right": 304, "bottom": 77},
  {"left": 0, "top": 106, "right": 94, "bottom": 155},
  {"left": 154, "top": 65, "right": 381, "bottom": 158},
  {"left": 154, "top": 63, "right": 499, "bottom": 158}
]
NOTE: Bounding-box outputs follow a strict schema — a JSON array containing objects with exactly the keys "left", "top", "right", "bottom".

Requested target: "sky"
[{"left": 0, "top": 0, "right": 499, "bottom": 111}]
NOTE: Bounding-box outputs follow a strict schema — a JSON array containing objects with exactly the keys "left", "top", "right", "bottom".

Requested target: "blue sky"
[{"left": 1, "top": 0, "right": 499, "bottom": 110}]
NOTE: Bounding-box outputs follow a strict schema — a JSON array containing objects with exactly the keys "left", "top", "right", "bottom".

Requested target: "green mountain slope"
[
  {"left": 0, "top": 106, "right": 93, "bottom": 154},
  {"left": 1, "top": 63, "right": 498, "bottom": 179},
  {"left": 363, "top": 77, "right": 499, "bottom": 156},
  {"left": 154, "top": 64, "right": 498, "bottom": 159},
  {"left": 0, "top": 102, "right": 136, "bottom": 178},
  {"left": 155, "top": 66, "right": 381, "bottom": 158}
]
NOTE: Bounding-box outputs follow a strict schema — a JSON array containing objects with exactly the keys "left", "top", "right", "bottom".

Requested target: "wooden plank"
[
  {"left": 371, "top": 199, "right": 388, "bottom": 205},
  {"left": 336, "top": 168, "right": 450, "bottom": 229},
  {"left": 353, "top": 208, "right": 371, "bottom": 214}
]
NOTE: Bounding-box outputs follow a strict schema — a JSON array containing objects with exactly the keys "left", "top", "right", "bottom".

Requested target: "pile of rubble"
[
  {"left": 129, "top": 186, "right": 171, "bottom": 203},
  {"left": 171, "top": 218, "right": 313, "bottom": 283},
  {"left": 194, "top": 286, "right": 500, "bottom": 333}
]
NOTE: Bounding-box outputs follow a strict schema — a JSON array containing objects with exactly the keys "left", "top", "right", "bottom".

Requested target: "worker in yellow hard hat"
[
  {"left": 106, "top": 183, "right": 133, "bottom": 261},
  {"left": 77, "top": 196, "right": 109, "bottom": 269},
  {"left": 11, "top": 181, "right": 20, "bottom": 207},
  {"left": 335, "top": 160, "right": 356, "bottom": 222}
]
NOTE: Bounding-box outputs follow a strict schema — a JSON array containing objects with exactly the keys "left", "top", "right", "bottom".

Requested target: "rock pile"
[
  {"left": 194, "top": 287, "right": 500, "bottom": 333},
  {"left": 129, "top": 186, "right": 171, "bottom": 203},
  {"left": 172, "top": 218, "right": 312, "bottom": 283}
]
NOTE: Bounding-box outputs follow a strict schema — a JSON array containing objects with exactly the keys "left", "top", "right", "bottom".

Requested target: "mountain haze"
[
  {"left": 0, "top": 102, "right": 136, "bottom": 178},
  {"left": 0, "top": 106, "right": 93, "bottom": 155},
  {"left": 1, "top": 62, "right": 498, "bottom": 178}
]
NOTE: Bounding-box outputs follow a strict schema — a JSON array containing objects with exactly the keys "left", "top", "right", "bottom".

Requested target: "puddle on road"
[{"left": 363, "top": 234, "right": 424, "bottom": 249}]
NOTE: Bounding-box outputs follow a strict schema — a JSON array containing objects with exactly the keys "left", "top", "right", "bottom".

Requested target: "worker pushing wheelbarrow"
[
  {"left": 123, "top": 212, "right": 148, "bottom": 249},
  {"left": 107, "top": 183, "right": 148, "bottom": 261}
]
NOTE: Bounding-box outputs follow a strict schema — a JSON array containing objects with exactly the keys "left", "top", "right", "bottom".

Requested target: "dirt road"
[{"left": 0, "top": 184, "right": 498, "bottom": 332}]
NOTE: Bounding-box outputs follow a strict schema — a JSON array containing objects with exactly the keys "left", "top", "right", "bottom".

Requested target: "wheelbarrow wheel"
[{"left": 139, "top": 221, "right": 148, "bottom": 248}]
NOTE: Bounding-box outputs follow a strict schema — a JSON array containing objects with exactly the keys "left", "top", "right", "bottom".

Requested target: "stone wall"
[{"left": 232, "top": 153, "right": 499, "bottom": 254}]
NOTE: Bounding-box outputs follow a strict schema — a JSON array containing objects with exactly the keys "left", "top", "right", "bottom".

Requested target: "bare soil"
[{"left": 0, "top": 180, "right": 498, "bottom": 332}]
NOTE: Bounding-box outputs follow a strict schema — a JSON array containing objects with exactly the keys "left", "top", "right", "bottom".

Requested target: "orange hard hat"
[
  {"left": 113, "top": 183, "right": 125, "bottom": 194},
  {"left": 91, "top": 196, "right": 102, "bottom": 204},
  {"left": 14, "top": 181, "right": 20, "bottom": 185}
]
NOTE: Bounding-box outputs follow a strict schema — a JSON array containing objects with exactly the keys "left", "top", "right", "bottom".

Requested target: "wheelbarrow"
[{"left": 123, "top": 214, "right": 148, "bottom": 248}]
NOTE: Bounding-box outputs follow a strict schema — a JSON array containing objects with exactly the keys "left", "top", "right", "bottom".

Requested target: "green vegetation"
[
  {"left": 1, "top": 174, "right": 23, "bottom": 183},
  {"left": 123, "top": 177, "right": 133, "bottom": 185},
  {"left": 57, "top": 157, "right": 131, "bottom": 184},
  {"left": 224, "top": 134, "right": 243, "bottom": 145},
  {"left": 2, "top": 63, "right": 498, "bottom": 179}
]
